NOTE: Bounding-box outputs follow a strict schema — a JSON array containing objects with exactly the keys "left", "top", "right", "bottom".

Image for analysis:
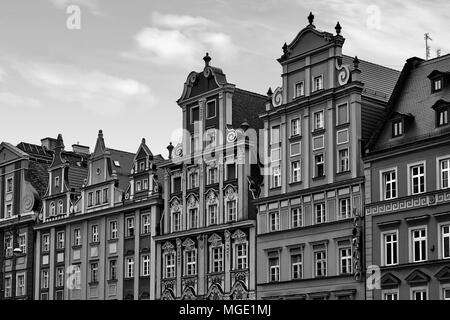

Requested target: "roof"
[
  {"left": 343, "top": 55, "right": 400, "bottom": 101},
  {"left": 16, "top": 142, "right": 53, "bottom": 161},
  {"left": 108, "top": 148, "right": 135, "bottom": 189}
]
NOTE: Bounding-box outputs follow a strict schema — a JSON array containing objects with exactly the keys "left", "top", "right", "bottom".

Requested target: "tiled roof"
[
  {"left": 16, "top": 142, "right": 53, "bottom": 161},
  {"left": 108, "top": 148, "right": 135, "bottom": 190}
]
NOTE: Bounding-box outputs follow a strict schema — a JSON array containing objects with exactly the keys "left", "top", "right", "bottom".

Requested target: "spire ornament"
[
  {"left": 307, "top": 12, "right": 314, "bottom": 26},
  {"left": 335, "top": 22, "right": 342, "bottom": 35}
]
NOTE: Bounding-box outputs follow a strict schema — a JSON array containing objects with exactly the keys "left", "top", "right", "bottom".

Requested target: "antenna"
[{"left": 424, "top": 33, "right": 432, "bottom": 60}]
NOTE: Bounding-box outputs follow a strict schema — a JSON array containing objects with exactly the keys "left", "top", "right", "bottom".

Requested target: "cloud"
[
  {"left": 122, "top": 12, "right": 238, "bottom": 68},
  {"left": 0, "top": 66, "right": 5, "bottom": 81},
  {"left": 10, "top": 60, "right": 156, "bottom": 116},
  {"left": 0, "top": 92, "right": 42, "bottom": 109}
]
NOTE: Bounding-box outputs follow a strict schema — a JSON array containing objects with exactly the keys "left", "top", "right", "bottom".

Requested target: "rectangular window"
[
  {"left": 143, "top": 179, "right": 148, "bottom": 190},
  {"left": 185, "top": 250, "right": 197, "bottom": 275},
  {"left": 270, "top": 212, "right": 280, "bottom": 232},
  {"left": 411, "top": 227, "right": 427, "bottom": 262},
  {"left": 337, "top": 103, "right": 348, "bottom": 125},
  {"left": 315, "top": 154, "right": 324, "bottom": 178},
  {"left": 191, "top": 106, "right": 199, "bottom": 123},
  {"left": 6, "top": 178, "right": 13, "bottom": 193},
  {"left": 55, "top": 176, "right": 60, "bottom": 188},
  {"left": 235, "top": 243, "right": 247, "bottom": 270},
  {"left": 126, "top": 217, "right": 135, "bottom": 237},
  {"left": 314, "top": 250, "right": 327, "bottom": 277},
  {"left": 295, "top": 82, "right": 304, "bottom": 98},
  {"left": 207, "top": 167, "right": 218, "bottom": 185},
  {"left": 165, "top": 253, "right": 176, "bottom": 278},
  {"left": 338, "top": 149, "right": 349, "bottom": 173},
  {"left": 90, "top": 262, "right": 98, "bottom": 283},
  {"left": 383, "top": 290, "right": 398, "bottom": 300},
  {"left": 172, "top": 212, "right": 181, "bottom": 232},
  {"left": 139, "top": 161, "right": 145, "bottom": 172},
  {"left": 383, "top": 231, "right": 398, "bottom": 266},
  {"left": 142, "top": 214, "right": 151, "bottom": 234},
  {"left": 91, "top": 225, "right": 99, "bottom": 243},
  {"left": 125, "top": 257, "right": 134, "bottom": 278},
  {"left": 227, "top": 200, "right": 237, "bottom": 222},
  {"left": 269, "top": 256, "right": 280, "bottom": 282},
  {"left": 382, "top": 170, "right": 397, "bottom": 200},
  {"left": 315, "top": 203, "right": 326, "bottom": 224},
  {"left": 56, "top": 231, "right": 64, "bottom": 250},
  {"left": 339, "top": 247, "right": 352, "bottom": 274},
  {"left": 339, "top": 198, "right": 351, "bottom": 220},
  {"left": 95, "top": 190, "right": 101, "bottom": 205},
  {"left": 441, "top": 224, "right": 450, "bottom": 259},
  {"left": 16, "top": 274, "right": 25, "bottom": 296},
  {"left": 41, "top": 270, "right": 49, "bottom": 289},
  {"left": 291, "top": 160, "right": 301, "bottom": 183},
  {"left": 271, "top": 126, "right": 280, "bottom": 144},
  {"left": 443, "top": 288, "right": 450, "bottom": 300},
  {"left": 42, "top": 234, "right": 50, "bottom": 252},
  {"left": 313, "top": 75, "right": 323, "bottom": 92},
  {"left": 209, "top": 204, "right": 218, "bottom": 225},
  {"left": 291, "top": 207, "right": 302, "bottom": 228},
  {"left": 142, "top": 254, "right": 150, "bottom": 276},
  {"left": 440, "top": 158, "right": 450, "bottom": 189},
  {"left": 56, "top": 267, "right": 64, "bottom": 287},
  {"left": 73, "top": 228, "right": 81, "bottom": 246},
  {"left": 211, "top": 247, "right": 223, "bottom": 273},
  {"left": 313, "top": 111, "right": 324, "bottom": 130},
  {"left": 410, "top": 164, "right": 425, "bottom": 195},
  {"left": 4, "top": 276, "right": 12, "bottom": 298},
  {"left": 6, "top": 204, "right": 12, "bottom": 218},
  {"left": 88, "top": 192, "right": 93, "bottom": 207},
  {"left": 136, "top": 181, "right": 141, "bottom": 192},
  {"left": 19, "top": 234, "right": 26, "bottom": 254},
  {"left": 434, "top": 79, "right": 443, "bottom": 92},
  {"left": 4, "top": 234, "right": 13, "bottom": 257},
  {"left": 392, "top": 119, "right": 403, "bottom": 137},
  {"left": 206, "top": 100, "right": 216, "bottom": 119},
  {"left": 109, "top": 260, "right": 117, "bottom": 280},
  {"left": 271, "top": 165, "right": 281, "bottom": 188},
  {"left": 172, "top": 176, "right": 182, "bottom": 193},
  {"left": 226, "top": 162, "right": 236, "bottom": 180},
  {"left": 291, "top": 253, "right": 303, "bottom": 280},
  {"left": 291, "top": 118, "right": 301, "bottom": 136},
  {"left": 188, "top": 171, "right": 198, "bottom": 189},
  {"left": 110, "top": 221, "right": 118, "bottom": 240},
  {"left": 189, "top": 208, "right": 198, "bottom": 229},
  {"left": 412, "top": 288, "right": 427, "bottom": 300}
]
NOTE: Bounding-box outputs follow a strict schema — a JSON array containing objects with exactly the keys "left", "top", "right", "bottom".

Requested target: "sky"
[{"left": 1, "top": 0, "right": 449, "bottom": 157}]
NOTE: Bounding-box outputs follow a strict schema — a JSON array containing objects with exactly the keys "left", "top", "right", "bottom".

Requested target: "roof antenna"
[{"left": 424, "top": 33, "right": 432, "bottom": 60}]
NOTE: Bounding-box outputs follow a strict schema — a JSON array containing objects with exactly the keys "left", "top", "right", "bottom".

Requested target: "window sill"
[
  {"left": 108, "top": 238, "right": 119, "bottom": 243},
  {"left": 90, "top": 242, "right": 100, "bottom": 246},
  {"left": 312, "top": 176, "right": 326, "bottom": 181},
  {"left": 336, "top": 122, "right": 350, "bottom": 130},
  {"left": 269, "top": 186, "right": 282, "bottom": 190},
  {"left": 289, "top": 135, "right": 302, "bottom": 142},
  {"left": 336, "top": 170, "right": 351, "bottom": 176},
  {"left": 312, "top": 128, "right": 325, "bottom": 136},
  {"left": 289, "top": 181, "right": 302, "bottom": 186},
  {"left": 107, "top": 279, "right": 118, "bottom": 284},
  {"left": 88, "top": 282, "right": 99, "bottom": 286},
  {"left": 139, "top": 275, "right": 151, "bottom": 279},
  {"left": 124, "top": 236, "right": 136, "bottom": 240},
  {"left": 72, "top": 245, "right": 82, "bottom": 250}
]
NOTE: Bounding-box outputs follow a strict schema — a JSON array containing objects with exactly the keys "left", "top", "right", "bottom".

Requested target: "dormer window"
[
  {"left": 392, "top": 119, "right": 404, "bottom": 137},
  {"left": 55, "top": 176, "right": 60, "bottom": 188},
  {"left": 431, "top": 100, "right": 450, "bottom": 128},
  {"left": 428, "top": 70, "right": 448, "bottom": 94},
  {"left": 313, "top": 75, "right": 323, "bottom": 92},
  {"left": 390, "top": 112, "right": 414, "bottom": 138},
  {"left": 295, "top": 82, "right": 304, "bottom": 98},
  {"left": 139, "top": 161, "right": 145, "bottom": 172},
  {"left": 433, "top": 78, "right": 443, "bottom": 93}
]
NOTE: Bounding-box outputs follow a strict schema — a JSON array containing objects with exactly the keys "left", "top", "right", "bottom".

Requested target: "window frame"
[
  {"left": 409, "top": 226, "right": 428, "bottom": 263},
  {"left": 391, "top": 119, "right": 404, "bottom": 138},
  {"left": 16, "top": 272, "right": 26, "bottom": 297},
  {"left": 439, "top": 222, "right": 450, "bottom": 259},
  {"left": 269, "top": 211, "right": 280, "bottom": 232},
  {"left": 141, "top": 254, "right": 150, "bottom": 277},
  {"left": 314, "top": 203, "right": 326, "bottom": 224},
  {"left": 110, "top": 220, "right": 118, "bottom": 240},
  {"left": 313, "top": 110, "right": 324, "bottom": 130},
  {"left": 407, "top": 161, "right": 426, "bottom": 195},
  {"left": 338, "top": 148, "right": 350, "bottom": 173},
  {"left": 291, "top": 207, "right": 303, "bottom": 228},
  {"left": 141, "top": 214, "right": 151, "bottom": 234},
  {"left": 380, "top": 167, "right": 398, "bottom": 201},
  {"left": 190, "top": 105, "right": 200, "bottom": 124},
  {"left": 268, "top": 254, "right": 280, "bottom": 282},
  {"left": 313, "top": 247, "right": 327, "bottom": 278},
  {"left": 411, "top": 286, "right": 428, "bottom": 300},
  {"left": 381, "top": 230, "right": 399, "bottom": 266},
  {"left": 125, "top": 257, "right": 134, "bottom": 278},
  {"left": 437, "top": 155, "right": 450, "bottom": 190},
  {"left": 294, "top": 81, "right": 305, "bottom": 98},
  {"left": 206, "top": 100, "right": 216, "bottom": 119},
  {"left": 336, "top": 102, "right": 349, "bottom": 126},
  {"left": 290, "top": 117, "right": 301, "bottom": 137},
  {"left": 312, "top": 75, "right": 323, "bottom": 92},
  {"left": 314, "top": 153, "right": 325, "bottom": 178}
]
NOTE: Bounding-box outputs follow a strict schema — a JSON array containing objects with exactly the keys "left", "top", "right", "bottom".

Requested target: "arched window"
[
  {"left": 50, "top": 202, "right": 56, "bottom": 216},
  {"left": 58, "top": 200, "right": 64, "bottom": 214}
]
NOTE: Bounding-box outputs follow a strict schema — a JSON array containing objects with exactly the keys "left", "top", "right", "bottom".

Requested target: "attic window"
[
  {"left": 433, "top": 78, "right": 443, "bottom": 93},
  {"left": 392, "top": 119, "right": 404, "bottom": 138},
  {"left": 114, "top": 160, "right": 120, "bottom": 167},
  {"left": 437, "top": 107, "right": 449, "bottom": 127}
]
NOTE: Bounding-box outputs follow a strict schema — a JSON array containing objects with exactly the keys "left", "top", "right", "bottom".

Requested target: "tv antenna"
[{"left": 424, "top": 33, "right": 432, "bottom": 60}]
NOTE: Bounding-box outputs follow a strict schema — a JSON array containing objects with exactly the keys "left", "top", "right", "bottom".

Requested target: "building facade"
[
  {"left": 33, "top": 132, "right": 163, "bottom": 300},
  {"left": 364, "top": 54, "right": 450, "bottom": 300},
  {"left": 154, "top": 54, "right": 266, "bottom": 300},
  {"left": 0, "top": 140, "right": 52, "bottom": 299},
  {"left": 254, "top": 13, "right": 400, "bottom": 300}
]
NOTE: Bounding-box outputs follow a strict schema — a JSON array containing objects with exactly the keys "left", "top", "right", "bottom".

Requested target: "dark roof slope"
[
  {"left": 232, "top": 88, "right": 267, "bottom": 131},
  {"left": 108, "top": 148, "right": 135, "bottom": 190},
  {"left": 17, "top": 142, "right": 53, "bottom": 162}
]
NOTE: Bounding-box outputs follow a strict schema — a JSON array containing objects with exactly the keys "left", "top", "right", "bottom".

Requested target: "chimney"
[
  {"left": 72, "top": 144, "right": 90, "bottom": 155},
  {"left": 41, "top": 137, "right": 59, "bottom": 151}
]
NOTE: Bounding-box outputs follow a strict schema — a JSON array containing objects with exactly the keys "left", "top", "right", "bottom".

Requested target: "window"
[
  {"left": 205, "top": 129, "right": 217, "bottom": 148},
  {"left": 226, "top": 161, "right": 236, "bottom": 181},
  {"left": 207, "top": 166, "right": 218, "bottom": 185},
  {"left": 313, "top": 111, "right": 324, "bottom": 130},
  {"left": 227, "top": 200, "right": 237, "bottom": 222},
  {"left": 42, "top": 234, "right": 50, "bottom": 252},
  {"left": 73, "top": 228, "right": 81, "bottom": 246},
  {"left": 291, "top": 252, "right": 303, "bottom": 280},
  {"left": 16, "top": 274, "right": 25, "bottom": 296},
  {"left": 172, "top": 176, "right": 182, "bottom": 193},
  {"left": 125, "top": 257, "right": 134, "bottom": 278},
  {"left": 142, "top": 255, "right": 150, "bottom": 276},
  {"left": 382, "top": 169, "right": 397, "bottom": 200},
  {"left": 411, "top": 227, "right": 427, "bottom": 262},
  {"left": 443, "top": 288, "right": 450, "bottom": 300},
  {"left": 50, "top": 202, "right": 56, "bottom": 216},
  {"left": 191, "top": 106, "right": 199, "bottom": 123},
  {"left": 88, "top": 262, "right": 98, "bottom": 283},
  {"left": 339, "top": 198, "right": 351, "bottom": 220},
  {"left": 437, "top": 107, "right": 449, "bottom": 127},
  {"left": 91, "top": 225, "right": 99, "bottom": 243},
  {"left": 383, "top": 231, "right": 398, "bottom": 266},
  {"left": 189, "top": 208, "right": 198, "bottom": 229},
  {"left": 58, "top": 200, "right": 64, "bottom": 214},
  {"left": 295, "top": 82, "right": 304, "bottom": 98},
  {"left": 439, "top": 158, "right": 450, "bottom": 189},
  {"left": 392, "top": 119, "right": 403, "bottom": 137},
  {"left": 208, "top": 204, "right": 218, "bottom": 225},
  {"left": 290, "top": 142, "right": 301, "bottom": 157},
  {"left": 412, "top": 288, "right": 427, "bottom": 300},
  {"left": 191, "top": 134, "right": 200, "bottom": 153},
  {"left": 291, "top": 118, "right": 301, "bottom": 136},
  {"left": 114, "top": 160, "right": 121, "bottom": 167},
  {"left": 383, "top": 290, "right": 398, "bottom": 300},
  {"left": 4, "top": 234, "right": 13, "bottom": 257},
  {"left": 188, "top": 171, "right": 198, "bottom": 189},
  {"left": 109, "top": 260, "right": 117, "bottom": 280},
  {"left": 139, "top": 161, "right": 145, "bottom": 172},
  {"left": 339, "top": 247, "right": 352, "bottom": 274},
  {"left": 313, "top": 75, "right": 323, "bottom": 91},
  {"left": 19, "top": 234, "right": 26, "bottom": 254},
  {"left": 4, "top": 276, "right": 12, "bottom": 298},
  {"left": 5, "top": 204, "right": 12, "bottom": 218},
  {"left": 315, "top": 203, "right": 326, "bottom": 224},
  {"left": 338, "top": 149, "right": 349, "bottom": 173},
  {"left": 55, "top": 176, "right": 60, "bottom": 188},
  {"left": 110, "top": 221, "right": 118, "bottom": 240},
  {"left": 235, "top": 243, "right": 247, "bottom": 270},
  {"left": 314, "top": 249, "right": 327, "bottom": 277},
  {"left": 95, "top": 190, "right": 101, "bottom": 205},
  {"left": 271, "top": 165, "right": 281, "bottom": 188},
  {"left": 314, "top": 154, "right": 324, "bottom": 178},
  {"left": 337, "top": 103, "right": 348, "bottom": 125},
  {"left": 441, "top": 224, "right": 450, "bottom": 259},
  {"left": 291, "top": 161, "right": 301, "bottom": 183},
  {"left": 143, "top": 179, "right": 148, "bottom": 190},
  {"left": 269, "top": 256, "right": 280, "bottom": 282},
  {"left": 126, "top": 217, "right": 135, "bottom": 237},
  {"left": 271, "top": 126, "right": 280, "bottom": 144},
  {"left": 172, "top": 211, "right": 181, "bottom": 232},
  {"left": 41, "top": 270, "right": 49, "bottom": 289},
  {"left": 211, "top": 247, "right": 223, "bottom": 273},
  {"left": 206, "top": 100, "right": 216, "bottom": 119},
  {"left": 6, "top": 177, "right": 13, "bottom": 193},
  {"left": 165, "top": 253, "right": 176, "bottom": 278},
  {"left": 291, "top": 208, "right": 302, "bottom": 228},
  {"left": 410, "top": 163, "right": 425, "bottom": 195},
  {"left": 185, "top": 250, "right": 197, "bottom": 276},
  {"left": 56, "top": 267, "right": 64, "bottom": 287},
  {"left": 433, "top": 78, "right": 443, "bottom": 92},
  {"left": 56, "top": 231, "right": 64, "bottom": 250},
  {"left": 88, "top": 192, "right": 93, "bottom": 207},
  {"left": 142, "top": 214, "right": 151, "bottom": 234},
  {"left": 269, "top": 211, "right": 280, "bottom": 231}
]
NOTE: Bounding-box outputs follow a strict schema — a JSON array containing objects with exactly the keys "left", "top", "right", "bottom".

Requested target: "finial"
[
  {"left": 56, "top": 134, "right": 64, "bottom": 149},
  {"left": 203, "top": 53, "right": 211, "bottom": 66},
  {"left": 353, "top": 56, "right": 360, "bottom": 69},
  {"left": 308, "top": 12, "right": 314, "bottom": 26},
  {"left": 335, "top": 22, "right": 342, "bottom": 35},
  {"left": 98, "top": 129, "right": 103, "bottom": 138},
  {"left": 167, "top": 142, "right": 174, "bottom": 159},
  {"left": 142, "top": 138, "right": 146, "bottom": 144},
  {"left": 282, "top": 42, "right": 288, "bottom": 54},
  {"left": 267, "top": 87, "right": 273, "bottom": 96}
]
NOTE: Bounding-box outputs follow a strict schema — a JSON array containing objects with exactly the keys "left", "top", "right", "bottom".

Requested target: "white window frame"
[
  {"left": 142, "top": 214, "right": 151, "bottom": 234},
  {"left": 19, "top": 233, "right": 27, "bottom": 254},
  {"left": 58, "top": 200, "right": 64, "bottom": 215},
  {"left": 437, "top": 155, "right": 450, "bottom": 190},
  {"left": 313, "top": 111, "right": 324, "bottom": 131},
  {"left": 290, "top": 250, "right": 303, "bottom": 280},
  {"left": 409, "top": 226, "right": 428, "bottom": 263},
  {"left": 411, "top": 286, "right": 428, "bottom": 300},
  {"left": 291, "top": 207, "right": 302, "bottom": 228},
  {"left": 338, "top": 148, "right": 350, "bottom": 173},
  {"left": 438, "top": 222, "right": 450, "bottom": 259},
  {"left": 90, "top": 262, "right": 99, "bottom": 283},
  {"left": 314, "top": 203, "right": 326, "bottom": 224},
  {"left": 16, "top": 272, "right": 26, "bottom": 297},
  {"left": 172, "top": 211, "right": 181, "bottom": 232},
  {"left": 407, "top": 161, "right": 426, "bottom": 195},
  {"left": 291, "top": 160, "right": 301, "bottom": 183},
  {"left": 185, "top": 249, "right": 197, "bottom": 276},
  {"left": 314, "top": 153, "right": 325, "bottom": 178},
  {"left": 41, "top": 269, "right": 49, "bottom": 289},
  {"left": 56, "top": 231, "right": 65, "bottom": 249},
  {"left": 188, "top": 207, "right": 199, "bottom": 229},
  {"left": 207, "top": 166, "right": 218, "bottom": 185},
  {"left": 290, "top": 117, "right": 301, "bottom": 137},
  {"left": 206, "top": 100, "right": 216, "bottom": 119},
  {"left": 125, "top": 257, "right": 134, "bottom": 278},
  {"left": 294, "top": 81, "right": 304, "bottom": 98},
  {"left": 188, "top": 171, "right": 199, "bottom": 189},
  {"left": 380, "top": 167, "right": 398, "bottom": 201},
  {"left": 382, "top": 288, "right": 399, "bottom": 300},
  {"left": 271, "top": 164, "right": 281, "bottom": 188},
  {"left": 56, "top": 267, "right": 65, "bottom": 287},
  {"left": 73, "top": 228, "right": 81, "bottom": 246},
  {"left": 164, "top": 252, "right": 176, "bottom": 278},
  {"left": 339, "top": 246, "right": 352, "bottom": 275},
  {"left": 312, "top": 75, "right": 323, "bottom": 92},
  {"left": 210, "top": 245, "right": 224, "bottom": 273},
  {"left": 268, "top": 255, "right": 280, "bottom": 282},
  {"left": 313, "top": 248, "right": 327, "bottom": 277},
  {"left": 208, "top": 204, "right": 218, "bottom": 226},
  {"left": 338, "top": 198, "right": 351, "bottom": 220},
  {"left": 4, "top": 274, "right": 12, "bottom": 298},
  {"left": 110, "top": 220, "right": 118, "bottom": 240},
  {"left": 141, "top": 254, "right": 150, "bottom": 276},
  {"left": 109, "top": 259, "right": 117, "bottom": 280},
  {"left": 91, "top": 225, "right": 99, "bottom": 243},
  {"left": 442, "top": 285, "right": 450, "bottom": 300},
  {"left": 434, "top": 79, "right": 442, "bottom": 92},
  {"left": 50, "top": 202, "right": 56, "bottom": 216},
  {"left": 381, "top": 230, "right": 399, "bottom": 266},
  {"left": 55, "top": 176, "right": 60, "bottom": 189},
  {"left": 226, "top": 199, "right": 237, "bottom": 222},
  {"left": 269, "top": 211, "right": 280, "bottom": 232},
  {"left": 126, "top": 216, "right": 135, "bottom": 237},
  {"left": 42, "top": 233, "right": 50, "bottom": 252},
  {"left": 234, "top": 242, "right": 248, "bottom": 270}
]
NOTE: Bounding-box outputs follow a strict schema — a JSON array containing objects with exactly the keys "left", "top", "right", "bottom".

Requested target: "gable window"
[
  {"left": 271, "top": 125, "right": 280, "bottom": 144},
  {"left": 314, "top": 154, "right": 324, "bottom": 178},
  {"left": 6, "top": 177, "right": 13, "bottom": 193},
  {"left": 412, "top": 287, "right": 428, "bottom": 300},
  {"left": 73, "top": 228, "right": 81, "bottom": 246},
  {"left": 291, "top": 207, "right": 302, "bottom": 228},
  {"left": 410, "top": 227, "right": 427, "bottom": 262},
  {"left": 142, "top": 214, "right": 151, "bottom": 234},
  {"left": 269, "top": 211, "right": 280, "bottom": 232},
  {"left": 339, "top": 198, "right": 351, "bottom": 220},
  {"left": 433, "top": 78, "right": 443, "bottom": 93},
  {"left": 208, "top": 204, "right": 218, "bottom": 225},
  {"left": 227, "top": 199, "right": 237, "bottom": 222},
  {"left": 439, "top": 157, "right": 450, "bottom": 189},
  {"left": 382, "top": 169, "right": 397, "bottom": 200},
  {"left": 382, "top": 231, "right": 398, "bottom": 266},
  {"left": 185, "top": 250, "right": 197, "bottom": 276},
  {"left": 337, "top": 103, "right": 349, "bottom": 125},
  {"left": 125, "top": 257, "right": 134, "bottom": 278},
  {"left": 235, "top": 243, "right": 248, "bottom": 270},
  {"left": 188, "top": 208, "right": 198, "bottom": 229},
  {"left": 136, "top": 181, "right": 142, "bottom": 192},
  {"left": 190, "top": 106, "right": 199, "bottom": 123},
  {"left": 269, "top": 255, "right": 280, "bottom": 282},
  {"left": 441, "top": 224, "right": 450, "bottom": 259},
  {"left": 95, "top": 190, "right": 101, "bottom": 205},
  {"left": 409, "top": 163, "right": 425, "bottom": 195},
  {"left": 315, "top": 203, "right": 326, "bottom": 224},
  {"left": 164, "top": 252, "right": 176, "bottom": 278},
  {"left": 295, "top": 82, "right": 304, "bottom": 98},
  {"left": 313, "top": 111, "right": 324, "bottom": 130},
  {"left": 206, "top": 100, "right": 216, "bottom": 119},
  {"left": 126, "top": 217, "right": 135, "bottom": 237},
  {"left": 91, "top": 225, "right": 99, "bottom": 243},
  {"left": 110, "top": 221, "right": 118, "bottom": 240},
  {"left": 88, "top": 192, "right": 93, "bottom": 207},
  {"left": 291, "top": 160, "right": 301, "bottom": 183},
  {"left": 291, "top": 118, "right": 301, "bottom": 136},
  {"left": 142, "top": 254, "right": 150, "bottom": 276},
  {"left": 58, "top": 200, "right": 64, "bottom": 215},
  {"left": 103, "top": 188, "right": 108, "bottom": 203},
  {"left": 142, "top": 179, "right": 148, "bottom": 190},
  {"left": 392, "top": 119, "right": 404, "bottom": 137},
  {"left": 383, "top": 290, "right": 399, "bottom": 300},
  {"left": 139, "top": 161, "right": 145, "bottom": 172},
  {"left": 56, "top": 231, "right": 65, "bottom": 250},
  {"left": 338, "top": 149, "right": 350, "bottom": 173},
  {"left": 291, "top": 250, "right": 303, "bottom": 280},
  {"left": 313, "top": 75, "right": 323, "bottom": 92}
]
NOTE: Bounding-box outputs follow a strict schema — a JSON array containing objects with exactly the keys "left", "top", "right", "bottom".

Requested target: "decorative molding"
[
  {"left": 335, "top": 59, "right": 350, "bottom": 85},
  {"left": 232, "top": 229, "right": 247, "bottom": 243},
  {"left": 208, "top": 233, "right": 223, "bottom": 248},
  {"left": 272, "top": 87, "right": 283, "bottom": 107},
  {"left": 182, "top": 238, "right": 196, "bottom": 251},
  {"left": 162, "top": 241, "right": 175, "bottom": 252}
]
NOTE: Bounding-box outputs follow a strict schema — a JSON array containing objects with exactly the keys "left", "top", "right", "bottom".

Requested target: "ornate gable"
[
  {"left": 435, "top": 266, "right": 450, "bottom": 283},
  {"left": 381, "top": 272, "right": 401, "bottom": 288},
  {"left": 405, "top": 269, "right": 430, "bottom": 285}
]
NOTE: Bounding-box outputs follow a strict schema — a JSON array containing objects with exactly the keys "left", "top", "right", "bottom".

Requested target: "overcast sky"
[{"left": 1, "top": 0, "right": 449, "bottom": 157}]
